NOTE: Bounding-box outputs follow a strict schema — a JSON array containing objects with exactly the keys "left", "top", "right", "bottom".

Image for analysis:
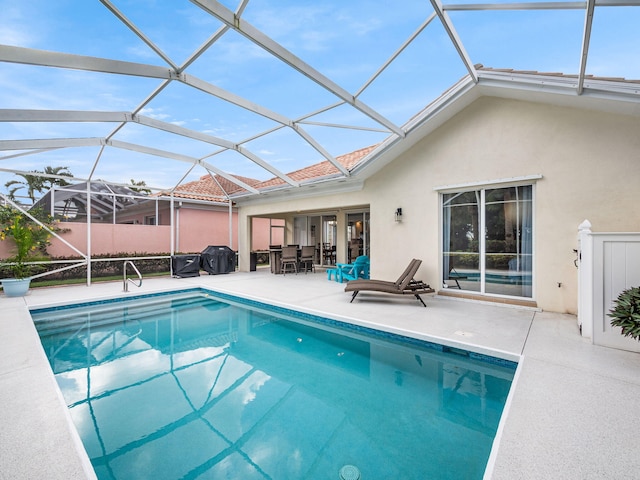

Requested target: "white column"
[
  {"left": 228, "top": 199, "right": 233, "bottom": 248},
  {"left": 170, "top": 195, "right": 175, "bottom": 255},
  {"left": 86, "top": 181, "right": 92, "bottom": 286},
  {"left": 577, "top": 219, "right": 593, "bottom": 338}
]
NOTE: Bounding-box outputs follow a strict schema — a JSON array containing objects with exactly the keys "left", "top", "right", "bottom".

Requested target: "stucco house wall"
[
  {"left": 237, "top": 96, "right": 640, "bottom": 314},
  {"left": 175, "top": 207, "right": 237, "bottom": 252},
  {"left": 372, "top": 96, "right": 640, "bottom": 313},
  {"left": 174, "top": 207, "right": 271, "bottom": 252}
]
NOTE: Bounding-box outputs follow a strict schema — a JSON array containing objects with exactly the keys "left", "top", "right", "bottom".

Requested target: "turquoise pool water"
[{"left": 32, "top": 288, "right": 516, "bottom": 480}]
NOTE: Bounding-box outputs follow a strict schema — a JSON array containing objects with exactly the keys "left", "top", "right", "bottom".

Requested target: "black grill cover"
[
  {"left": 171, "top": 254, "right": 200, "bottom": 278},
  {"left": 200, "top": 245, "right": 236, "bottom": 274}
]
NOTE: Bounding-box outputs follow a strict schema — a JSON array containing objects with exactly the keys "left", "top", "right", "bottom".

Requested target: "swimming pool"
[{"left": 32, "top": 288, "right": 516, "bottom": 480}]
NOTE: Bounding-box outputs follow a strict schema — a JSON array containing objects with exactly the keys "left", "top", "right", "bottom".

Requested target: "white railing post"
[{"left": 577, "top": 219, "right": 593, "bottom": 338}]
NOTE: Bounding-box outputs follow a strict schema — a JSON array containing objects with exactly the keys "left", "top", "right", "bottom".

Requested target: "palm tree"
[
  {"left": 129, "top": 179, "right": 151, "bottom": 195},
  {"left": 4, "top": 172, "right": 44, "bottom": 205},
  {"left": 40, "top": 166, "right": 73, "bottom": 191},
  {"left": 4, "top": 166, "right": 74, "bottom": 205}
]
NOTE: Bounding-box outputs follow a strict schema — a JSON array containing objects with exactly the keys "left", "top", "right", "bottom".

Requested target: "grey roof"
[{"left": 33, "top": 181, "right": 150, "bottom": 219}]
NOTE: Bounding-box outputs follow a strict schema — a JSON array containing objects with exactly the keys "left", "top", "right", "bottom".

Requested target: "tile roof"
[
  {"left": 253, "top": 144, "right": 378, "bottom": 189},
  {"left": 168, "top": 174, "right": 262, "bottom": 202},
  {"left": 168, "top": 144, "right": 378, "bottom": 202}
]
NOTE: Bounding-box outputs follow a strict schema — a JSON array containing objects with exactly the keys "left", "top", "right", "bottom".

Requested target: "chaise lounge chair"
[{"left": 344, "top": 258, "right": 434, "bottom": 307}]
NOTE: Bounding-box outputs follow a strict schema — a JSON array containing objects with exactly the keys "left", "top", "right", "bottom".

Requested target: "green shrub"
[
  {"left": 0, "top": 253, "right": 172, "bottom": 282},
  {"left": 0, "top": 206, "right": 60, "bottom": 278},
  {"left": 608, "top": 286, "right": 640, "bottom": 341}
]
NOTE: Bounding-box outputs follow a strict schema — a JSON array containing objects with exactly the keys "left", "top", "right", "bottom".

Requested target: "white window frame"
[{"left": 437, "top": 177, "right": 538, "bottom": 300}]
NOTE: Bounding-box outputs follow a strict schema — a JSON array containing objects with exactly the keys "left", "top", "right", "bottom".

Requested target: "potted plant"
[
  {"left": 0, "top": 207, "right": 53, "bottom": 297},
  {"left": 608, "top": 286, "right": 640, "bottom": 342}
]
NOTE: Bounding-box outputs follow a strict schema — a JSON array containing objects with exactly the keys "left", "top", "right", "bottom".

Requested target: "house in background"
[
  {"left": 165, "top": 173, "right": 280, "bottom": 253},
  {"left": 5, "top": 175, "right": 279, "bottom": 260},
  {"left": 233, "top": 69, "right": 640, "bottom": 320}
]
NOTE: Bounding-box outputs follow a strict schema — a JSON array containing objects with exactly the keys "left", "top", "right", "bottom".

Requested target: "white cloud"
[
  {"left": 0, "top": 4, "right": 39, "bottom": 46},
  {"left": 125, "top": 44, "right": 159, "bottom": 61},
  {"left": 139, "top": 107, "right": 170, "bottom": 121}
]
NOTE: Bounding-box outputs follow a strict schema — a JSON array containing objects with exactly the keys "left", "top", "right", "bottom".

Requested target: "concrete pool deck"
[{"left": 1, "top": 269, "right": 639, "bottom": 479}]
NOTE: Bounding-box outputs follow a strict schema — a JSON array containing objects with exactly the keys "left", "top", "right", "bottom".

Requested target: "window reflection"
[{"left": 34, "top": 294, "right": 515, "bottom": 480}]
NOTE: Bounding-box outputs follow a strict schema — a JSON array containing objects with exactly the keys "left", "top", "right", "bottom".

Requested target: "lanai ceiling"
[{"left": 1, "top": 0, "right": 639, "bottom": 202}]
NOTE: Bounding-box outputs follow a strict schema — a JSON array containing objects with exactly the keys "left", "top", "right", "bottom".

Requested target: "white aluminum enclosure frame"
[{"left": 1, "top": 1, "right": 637, "bottom": 202}]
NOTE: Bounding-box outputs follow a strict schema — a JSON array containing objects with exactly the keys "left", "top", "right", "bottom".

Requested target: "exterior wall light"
[{"left": 395, "top": 207, "right": 402, "bottom": 222}]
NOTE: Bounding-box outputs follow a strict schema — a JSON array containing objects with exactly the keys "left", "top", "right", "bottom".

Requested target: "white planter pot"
[{"left": 1, "top": 277, "right": 32, "bottom": 297}]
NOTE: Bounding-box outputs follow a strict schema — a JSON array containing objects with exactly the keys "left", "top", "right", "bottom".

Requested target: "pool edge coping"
[
  {"left": 30, "top": 284, "right": 522, "bottom": 367},
  {"left": 25, "top": 280, "right": 524, "bottom": 480}
]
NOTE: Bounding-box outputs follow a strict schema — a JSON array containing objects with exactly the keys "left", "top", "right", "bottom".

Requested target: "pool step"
[{"left": 33, "top": 295, "right": 229, "bottom": 337}]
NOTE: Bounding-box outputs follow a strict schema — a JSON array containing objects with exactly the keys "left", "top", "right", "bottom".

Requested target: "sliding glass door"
[
  {"left": 346, "top": 211, "right": 369, "bottom": 262},
  {"left": 443, "top": 191, "right": 481, "bottom": 292},
  {"left": 443, "top": 185, "right": 533, "bottom": 298}
]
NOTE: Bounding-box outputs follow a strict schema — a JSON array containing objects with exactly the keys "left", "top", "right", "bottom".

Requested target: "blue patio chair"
[{"left": 337, "top": 256, "right": 369, "bottom": 283}]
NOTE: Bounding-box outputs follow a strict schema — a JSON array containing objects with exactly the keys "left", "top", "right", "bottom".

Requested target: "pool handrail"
[{"left": 123, "top": 260, "right": 143, "bottom": 292}]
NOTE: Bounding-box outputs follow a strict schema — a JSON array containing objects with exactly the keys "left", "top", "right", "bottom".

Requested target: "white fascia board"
[
  {"left": 349, "top": 76, "right": 479, "bottom": 179},
  {"left": 581, "top": 80, "right": 640, "bottom": 99},
  {"left": 478, "top": 70, "right": 640, "bottom": 101},
  {"left": 404, "top": 76, "right": 478, "bottom": 132},
  {"left": 477, "top": 71, "right": 581, "bottom": 91},
  {"left": 477, "top": 75, "right": 640, "bottom": 116},
  {"left": 232, "top": 178, "right": 365, "bottom": 207}
]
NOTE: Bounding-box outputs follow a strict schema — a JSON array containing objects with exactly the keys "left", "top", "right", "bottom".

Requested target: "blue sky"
[{"left": 1, "top": 0, "right": 639, "bottom": 198}]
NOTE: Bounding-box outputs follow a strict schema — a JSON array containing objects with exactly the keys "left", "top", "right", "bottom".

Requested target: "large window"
[{"left": 443, "top": 185, "right": 533, "bottom": 298}]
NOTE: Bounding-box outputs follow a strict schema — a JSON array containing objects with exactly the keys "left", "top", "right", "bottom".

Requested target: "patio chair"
[
  {"left": 344, "top": 258, "right": 434, "bottom": 307},
  {"left": 323, "top": 244, "right": 336, "bottom": 265},
  {"left": 280, "top": 246, "right": 298, "bottom": 275},
  {"left": 327, "top": 266, "right": 339, "bottom": 281},
  {"left": 337, "top": 255, "right": 369, "bottom": 282},
  {"left": 299, "top": 245, "right": 315, "bottom": 273}
]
